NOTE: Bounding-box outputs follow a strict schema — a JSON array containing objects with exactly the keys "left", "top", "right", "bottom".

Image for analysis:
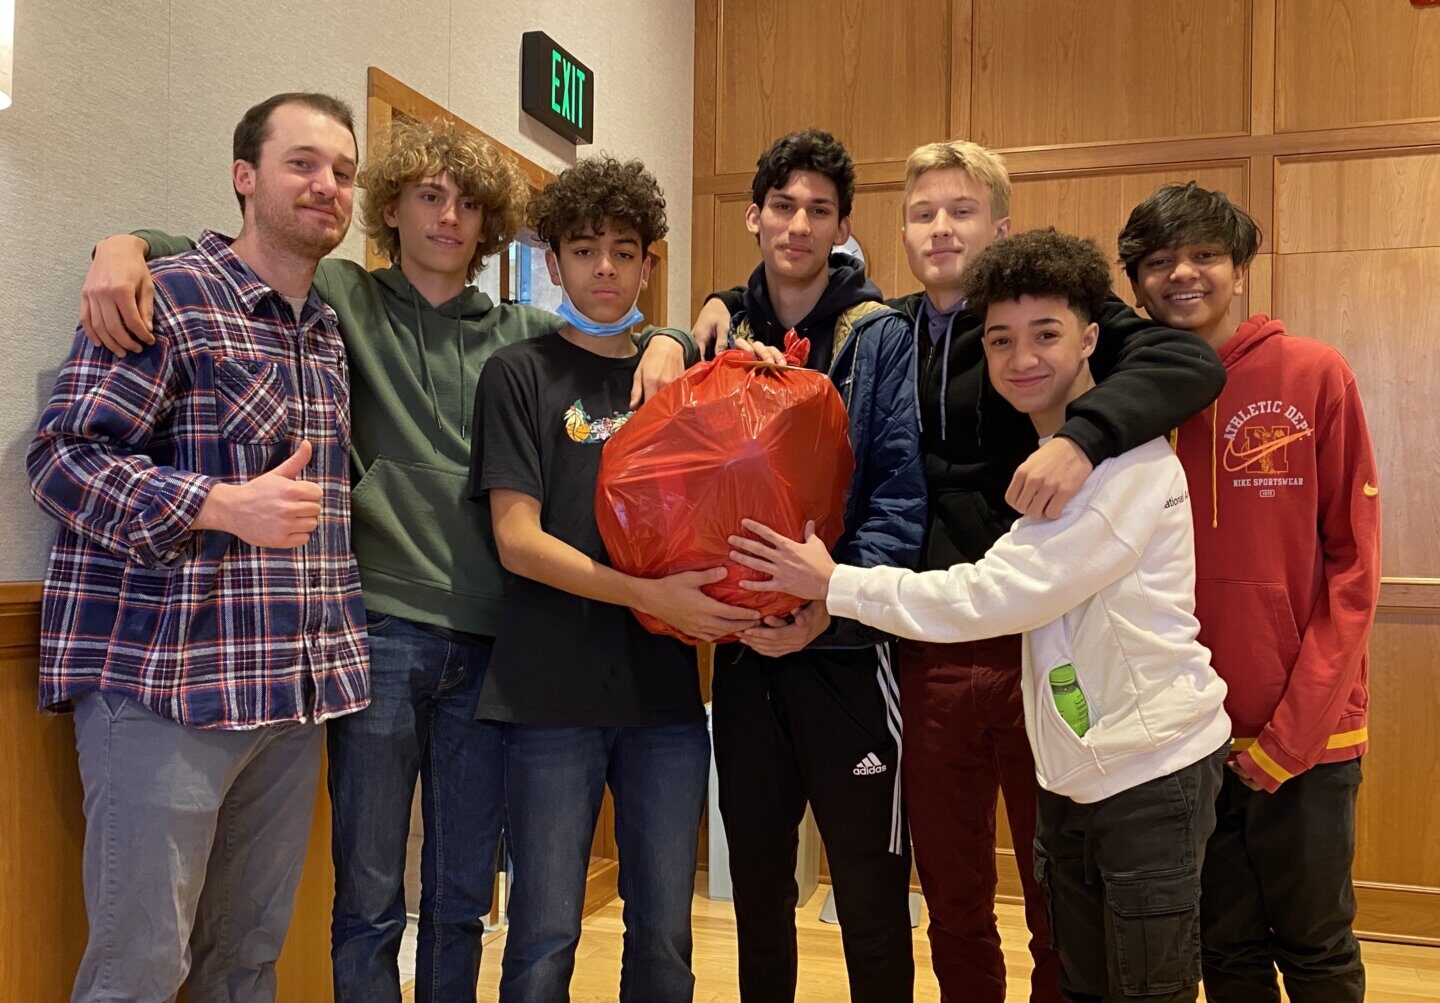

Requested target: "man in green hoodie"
[{"left": 76, "top": 120, "right": 698, "bottom": 1003}]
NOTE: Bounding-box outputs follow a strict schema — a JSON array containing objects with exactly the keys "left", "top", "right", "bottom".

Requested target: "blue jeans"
[
  {"left": 328, "top": 612, "right": 505, "bottom": 1003},
  {"left": 500, "top": 722, "right": 709, "bottom": 1002}
]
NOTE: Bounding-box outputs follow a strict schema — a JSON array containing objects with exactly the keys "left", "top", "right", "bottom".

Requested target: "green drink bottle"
[{"left": 1048, "top": 665, "right": 1090, "bottom": 738}]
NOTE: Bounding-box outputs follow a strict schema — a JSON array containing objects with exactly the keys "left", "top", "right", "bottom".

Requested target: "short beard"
[{"left": 252, "top": 178, "right": 348, "bottom": 261}]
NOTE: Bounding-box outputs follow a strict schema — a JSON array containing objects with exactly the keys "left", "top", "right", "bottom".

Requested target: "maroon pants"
[{"left": 899, "top": 636, "right": 1063, "bottom": 1003}]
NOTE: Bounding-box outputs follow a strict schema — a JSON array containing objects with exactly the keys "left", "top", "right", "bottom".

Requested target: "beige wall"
[{"left": 0, "top": 0, "right": 695, "bottom": 579}]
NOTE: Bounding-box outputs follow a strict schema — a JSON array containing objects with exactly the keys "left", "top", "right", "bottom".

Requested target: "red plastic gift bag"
[{"left": 595, "top": 332, "right": 855, "bottom": 645}]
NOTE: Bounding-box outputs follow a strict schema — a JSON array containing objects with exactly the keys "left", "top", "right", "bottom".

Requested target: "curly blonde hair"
[{"left": 358, "top": 121, "right": 530, "bottom": 280}]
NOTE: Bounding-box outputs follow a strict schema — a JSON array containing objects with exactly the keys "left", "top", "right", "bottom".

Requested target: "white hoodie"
[{"left": 828, "top": 437, "right": 1230, "bottom": 803}]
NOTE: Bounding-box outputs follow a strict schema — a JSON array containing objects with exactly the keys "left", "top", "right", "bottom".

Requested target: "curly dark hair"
[
  {"left": 960, "top": 227, "right": 1113, "bottom": 324},
  {"left": 1117, "top": 182, "right": 1260, "bottom": 280},
  {"left": 529, "top": 156, "right": 668, "bottom": 251},
  {"left": 750, "top": 129, "right": 855, "bottom": 219}
]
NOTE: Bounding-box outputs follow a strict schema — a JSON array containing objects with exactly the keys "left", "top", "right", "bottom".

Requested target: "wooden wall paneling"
[
  {"left": 714, "top": 0, "right": 952, "bottom": 175},
  {"left": 1, "top": 587, "right": 84, "bottom": 1002},
  {"left": 638, "top": 239, "right": 669, "bottom": 327},
  {"left": 971, "top": 0, "right": 1250, "bottom": 151},
  {"left": 696, "top": 120, "right": 1440, "bottom": 202},
  {"left": 1380, "top": 580, "right": 1440, "bottom": 612},
  {"left": 1275, "top": 0, "right": 1440, "bottom": 134},
  {"left": 995, "top": 791, "right": 1013, "bottom": 850},
  {"left": 694, "top": 0, "right": 719, "bottom": 182},
  {"left": 995, "top": 121, "right": 1440, "bottom": 178},
  {"left": 272, "top": 780, "right": 337, "bottom": 1002},
  {"left": 1250, "top": 0, "right": 1277, "bottom": 137},
  {"left": 948, "top": 0, "right": 974, "bottom": 141},
  {"left": 1250, "top": 154, "right": 1275, "bottom": 253},
  {"left": 1274, "top": 148, "right": 1440, "bottom": 255},
  {"left": 695, "top": 158, "right": 913, "bottom": 198},
  {"left": 1353, "top": 611, "right": 1440, "bottom": 905},
  {"left": 847, "top": 185, "right": 919, "bottom": 302},
  {"left": 690, "top": 195, "right": 717, "bottom": 323},
  {"left": 591, "top": 790, "right": 619, "bottom": 860},
  {"left": 1247, "top": 253, "right": 1273, "bottom": 318},
  {"left": 1272, "top": 247, "right": 1440, "bottom": 577},
  {"left": 1009, "top": 161, "right": 1251, "bottom": 321},
  {"left": 1355, "top": 882, "right": 1440, "bottom": 948},
  {"left": 712, "top": 193, "right": 760, "bottom": 295},
  {"left": 994, "top": 848, "right": 1025, "bottom": 904}
]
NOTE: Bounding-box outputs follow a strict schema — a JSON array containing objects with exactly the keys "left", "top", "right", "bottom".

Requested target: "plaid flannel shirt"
[{"left": 28, "top": 231, "right": 369, "bottom": 729}]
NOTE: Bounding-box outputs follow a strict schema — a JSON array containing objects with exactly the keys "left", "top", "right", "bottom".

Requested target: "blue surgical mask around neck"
[{"left": 554, "top": 273, "right": 645, "bottom": 338}]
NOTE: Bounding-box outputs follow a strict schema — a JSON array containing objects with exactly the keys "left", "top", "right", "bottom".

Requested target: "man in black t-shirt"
[{"left": 468, "top": 157, "right": 759, "bottom": 1001}]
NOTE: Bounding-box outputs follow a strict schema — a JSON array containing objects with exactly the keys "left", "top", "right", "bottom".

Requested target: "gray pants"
[
  {"left": 71, "top": 691, "right": 324, "bottom": 1003},
  {"left": 1034, "top": 747, "right": 1228, "bottom": 1002}
]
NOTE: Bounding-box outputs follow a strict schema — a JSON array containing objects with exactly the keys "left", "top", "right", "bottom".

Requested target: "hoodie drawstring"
[
  {"left": 1209, "top": 402, "right": 1219, "bottom": 529},
  {"left": 938, "top": 314, "right": 955, "bottom": 442},
  {"left": 413, "top": 290, "right": 443, "bottom": 450},
  {"left": 914, "top": 298, "right": 961, "bottom": 441},
  {"left": 457, "top": 313, "right": 469, "bottom": 439}
]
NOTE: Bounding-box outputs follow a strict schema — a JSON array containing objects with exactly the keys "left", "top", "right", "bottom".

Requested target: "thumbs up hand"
[{"left": 192, "top": 440, "right": 325, "bottom": 548}]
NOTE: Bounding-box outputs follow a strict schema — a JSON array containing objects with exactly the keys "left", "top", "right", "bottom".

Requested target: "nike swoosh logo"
[
  {"left": 1222, "top": 428, "right": 1314, "bottom": 473},
  {"left": 1363, "top": 482, "right": 1379, "bottom": 497}
]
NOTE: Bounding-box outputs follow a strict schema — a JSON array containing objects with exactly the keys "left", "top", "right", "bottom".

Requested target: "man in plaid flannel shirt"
[{"left": 27, "top": 92, "right": 368, "bottom": 1003}]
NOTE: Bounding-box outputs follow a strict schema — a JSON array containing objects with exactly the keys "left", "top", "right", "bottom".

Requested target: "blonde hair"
[
  {"left": 358, "top": 121, "right": 530, "bottom": 280},
  {"left": 902, "top": 140, "right": 1012, "bottom": 220}
]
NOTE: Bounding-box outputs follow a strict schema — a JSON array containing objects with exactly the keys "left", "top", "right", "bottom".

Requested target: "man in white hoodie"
[{"left": 727, "top": 227, "right": 1232, "bottom": 1003}]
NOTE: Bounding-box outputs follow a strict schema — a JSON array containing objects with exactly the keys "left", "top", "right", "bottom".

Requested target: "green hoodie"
[{"left": 136, "top": 230, "right": 695, "bottom": 636}]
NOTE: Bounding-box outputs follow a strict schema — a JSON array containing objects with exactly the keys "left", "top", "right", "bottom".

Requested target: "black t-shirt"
[{"left": 468, "top": 332, "right": 702, "bottom": 727}]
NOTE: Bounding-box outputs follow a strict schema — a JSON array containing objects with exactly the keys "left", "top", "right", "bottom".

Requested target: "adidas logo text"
[{"left": 852, "top": 752, "right": 887, "bottom": 776}]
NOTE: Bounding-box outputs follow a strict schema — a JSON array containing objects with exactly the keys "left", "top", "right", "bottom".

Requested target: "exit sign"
[{"left": 521, "top": 31, "right": 595, "bottom": 145}]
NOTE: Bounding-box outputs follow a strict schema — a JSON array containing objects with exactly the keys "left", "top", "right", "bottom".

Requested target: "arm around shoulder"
[{"left": 1060, "top": 298, "right": 1225, "bottom": 465}]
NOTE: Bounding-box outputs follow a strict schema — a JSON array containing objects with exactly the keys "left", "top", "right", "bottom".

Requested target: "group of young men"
[{"left": 30, "top": 87, "right": 1378, "bottom": 1003}]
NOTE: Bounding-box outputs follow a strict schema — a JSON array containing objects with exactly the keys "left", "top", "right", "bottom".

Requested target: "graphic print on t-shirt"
[
  {"left": 564, "top": 398, "right": 634, "bottom": 444},
  {"left": 1222, "top": 398, "right": 1314, "bottom": 491}
]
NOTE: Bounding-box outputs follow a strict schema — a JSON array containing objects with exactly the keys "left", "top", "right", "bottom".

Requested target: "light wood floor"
[{"left": 404, "top": 874, "right": 1440, "bottom": 1001}]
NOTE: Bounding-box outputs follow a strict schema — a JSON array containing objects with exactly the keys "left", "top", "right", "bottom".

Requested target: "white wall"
[{"left": 0, "top": 0, "right": 695, "bottom": 579}]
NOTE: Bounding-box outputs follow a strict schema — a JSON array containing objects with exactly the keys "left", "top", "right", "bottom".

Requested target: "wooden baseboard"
[
  {"left": 583, "top": 856, "right": 620, "bottom": 917},
  {"left": 1354, "top": 881, "right": 1440, "bottom": 947}
]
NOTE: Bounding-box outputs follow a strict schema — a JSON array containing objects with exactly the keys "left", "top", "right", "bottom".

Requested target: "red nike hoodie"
[{"left": 1173, "top": 314, "right": 1381, "bottom": 792}]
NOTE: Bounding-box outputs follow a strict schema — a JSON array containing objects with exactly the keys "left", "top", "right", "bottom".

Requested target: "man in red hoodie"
[{"left": 1119, "top": 183, "right": 1381, "bottom": 1003}]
